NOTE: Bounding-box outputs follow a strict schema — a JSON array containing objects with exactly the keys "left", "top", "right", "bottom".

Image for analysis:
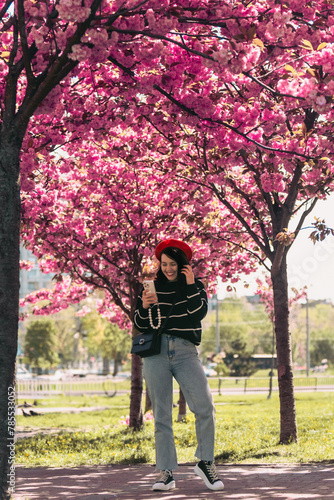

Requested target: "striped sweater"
[{"left": 133, "top": 279, "right": 208, "bottom": 345}]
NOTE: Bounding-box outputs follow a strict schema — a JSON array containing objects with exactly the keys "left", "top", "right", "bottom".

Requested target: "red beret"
[{"left": 155, "top": 239, "right": 193, "bottom": 261}]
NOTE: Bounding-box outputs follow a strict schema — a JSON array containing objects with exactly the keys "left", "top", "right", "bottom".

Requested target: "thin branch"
[
  {"left": 225, "top": 174, "right": 272, "bottom": 252},
  {"left": 0, "top": 0, "right": 13, "bottom": 18},
  {"left": 17, "top": 0, "right": 34, "bottom": 84},
  {"left": 47, "top": 240, "right": 132, "bottom": 317},
  {"left": 170, "top": 160, "right": 273, "bottom": 261},
  {"left": 243, "top": 71, "right": 306, "bottom": 101},
  {"left": 291, "top": 197, "right": 318, "bottom": 241},
  {"left": 177, "top": 14, "right": 260, "bottom": 26},
  {"left": 107, "top": 55, "right": 136, "bottom": 78},
  {"left": 152, "top": 84, "right": 314, "bottom": 159},
  {"left": 143, "top": 115, "right": 172, "bottom": 141},
  {"left": 251, "top": 53, "right": 307, "bottom": 80},
  {"left": 211, "top": 183, "right": 273, "bottom": 261},
  {"left": 110, "top": 27, "right": 217, "bottom": 62},
  {"left": 15, "top": 0, "right": 104, "bottom": 126},
  {"left": 210, "top": 234, "right": 271, "bottom": 273}
]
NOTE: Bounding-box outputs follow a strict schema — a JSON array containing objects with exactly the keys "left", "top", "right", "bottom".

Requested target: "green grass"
[
  {"left": 16, "top": 394, "right": 128, "bottom": 430},
  {"left": 15, "top": 392, "right": 334, "bottom": 467},
  {"left": 18, "top": 393, "right": 124, "bottom": 409}
]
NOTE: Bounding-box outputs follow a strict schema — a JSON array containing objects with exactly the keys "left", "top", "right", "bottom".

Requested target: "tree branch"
[
  {"left": 152, "top": 84, "right": 314, "bottom": 159},
  {"left": 292, "top": 197, "right": 318, "bottom": 240},
  {"left": 17, "top": 0, "right": 34, "bottom": 85},
  {"left": 0, "top": 0, "right": 14, "bottom": 23},
  {"left": 243, "top": 71, "right": 306, "bottom": 101},
  {"left": 47, "top": 240, "right": 132, "bottom": 318},
  {"left": 15, "top": 0, "right": 104, "bottom": 127}
]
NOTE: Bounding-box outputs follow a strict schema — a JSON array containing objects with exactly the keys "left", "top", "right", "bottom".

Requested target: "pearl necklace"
[{"left": 148, "top": 305, "right": 162, "bottom": 330}]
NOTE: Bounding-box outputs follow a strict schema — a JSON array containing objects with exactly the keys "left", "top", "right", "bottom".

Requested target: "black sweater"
[{"left": 133, "top": 279, "right": 208, "bottom": 345}]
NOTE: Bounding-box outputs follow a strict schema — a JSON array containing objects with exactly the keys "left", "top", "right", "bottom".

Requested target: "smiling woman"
[
  {"left": 133, "top": 239, "right": 224, "bottom": 492},
  {"left": 161, "top": 254, "right": 178, "bottom": 282}
]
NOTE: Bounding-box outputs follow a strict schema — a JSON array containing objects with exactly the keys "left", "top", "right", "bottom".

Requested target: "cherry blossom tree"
[
  {"left": 2, "top": 1, "right": 334, "bottom": 494},
  {"left": 21, "top": 137, "right": 257, "bottom": 429},
  {"left": 88, "top": 0, "right": 334, "bottom": 445},
  {"left": 146, "top": 114, "right": 333, "bottom": 443},
  {"left": 256, "top": 275, "right": 308, "bottom": 324},
  {"left": 1, "top": 1, "right": 251, "bottom": 493},
  {"left": 255, "top": 275, "right": 307, "bottom": 399},
  {"left": 144, "top": 115, "right": 334, "bottom": 441}
]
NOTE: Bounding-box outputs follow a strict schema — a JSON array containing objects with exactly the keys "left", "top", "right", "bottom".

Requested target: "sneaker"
[
  {"left": 152, "top": 469, "right": 176, "bottom": 491},
  {"left": 194, "top": 460, "right": 224, "bottom": 491}
]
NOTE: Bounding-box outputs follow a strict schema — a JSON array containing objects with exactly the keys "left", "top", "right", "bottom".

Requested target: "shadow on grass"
[{"left": 215, "top": 443, "right": 282, "bottom": 463}]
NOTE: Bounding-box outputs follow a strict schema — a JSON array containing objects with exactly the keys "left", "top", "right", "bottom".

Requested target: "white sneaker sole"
[
  {"left": 194, "top": 465, "right": 224, "bottom": 491},
  {"left": 152, "top": 480, "right": 176, "bottom": 491}
]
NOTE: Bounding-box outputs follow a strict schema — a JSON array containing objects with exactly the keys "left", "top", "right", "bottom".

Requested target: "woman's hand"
[
  {"left": 142, "top": 290, "right": 158, "bottom": 309},
  {"left": 181, "top": 265, "right": 195, "bottom": 285}
]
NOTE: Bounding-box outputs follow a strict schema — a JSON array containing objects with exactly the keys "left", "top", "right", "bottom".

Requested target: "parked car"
[
  {"left": 204, "top": 363, "right": 217, "bottom": 377},
  {"left": 66, "top": 369, "right": 87, "bottom": 378},
  {"left": 16, "top": 366, "right": 32, "bottom": 379}
]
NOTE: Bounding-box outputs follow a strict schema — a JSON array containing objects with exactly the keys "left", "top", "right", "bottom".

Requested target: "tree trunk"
[
  {"left": 112, "top": 357, "right": 118, "bottom": 376},
  {"left": 177, "top": 388, "right": 187, "bottom": 421},
  {"left": 102, "top": 357, "right": 110, "bottom": 375},
  {"left": 144, "top": 388, "right": 152, "bottom": 413},
  {"left": 271, "top": 256, "right": 297, "bottom": 444},
  {"left": 129, "top": 327, "right": 144, "bottom": 429},
  {"left": 267, "top": 322, "right": 275, "bottom": 400},
  {"left": 113, "top": 352, "right": 123, "bottom": 376},
  {"left": 0, "top": 142, "right": 21, "bottom": 499}
]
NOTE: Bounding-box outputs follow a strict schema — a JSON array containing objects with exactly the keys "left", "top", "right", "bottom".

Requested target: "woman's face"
[{"left": 161, "top": 253, "right": 178, "bottom": 281}]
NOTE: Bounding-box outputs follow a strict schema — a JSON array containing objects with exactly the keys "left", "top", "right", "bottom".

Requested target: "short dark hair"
[{"left": 155, "top": 247, "right": 189, "bottom": 288}]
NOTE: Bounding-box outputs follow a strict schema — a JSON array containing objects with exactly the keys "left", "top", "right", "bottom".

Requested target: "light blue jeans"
[{"left": 143, "top": 334, "right": 215, "bottom": 470}]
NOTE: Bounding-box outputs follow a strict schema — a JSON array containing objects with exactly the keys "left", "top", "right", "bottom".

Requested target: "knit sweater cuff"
[{"left": 139, "top": 304, "right": 149, "bottom": 317}]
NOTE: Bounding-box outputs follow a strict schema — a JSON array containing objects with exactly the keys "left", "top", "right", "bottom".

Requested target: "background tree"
[
  {"left": 311, "top": 339, "right": 333, "bottom": 368},
  {"left": 105, "top": 2, "right": 334, "bottom": 444},
  {"left": 212, "top": 352, "right": 229, "bottom": 377},
  {"left": 2, "top": 3, "right": 334, "bottom": 493},
  {"left": 21, "top": 139, "right": 256, "bottom": 430},
  {"left": 224, "top": 339, "right": 257, "bottom": 378},
  {"left": 53, "top": 306, "right": 78, "bottom": 368},
  {"left": 20, "top": 304, "right": 77, "bottom": 368},
  {"left": 201, "top": 296, "right": 272, "bottom": 361},
  {"left": 290, "top": 300, "right": 334, "bottom": 368},
  {"left": 82, "top": 311, "right": 131, "bottom": 375},
  {"left": 103, "top": 323, "right": 132, "bottom": 376},
  {"left": 24, "top": 318, "right": 59, "bottom": 373}
]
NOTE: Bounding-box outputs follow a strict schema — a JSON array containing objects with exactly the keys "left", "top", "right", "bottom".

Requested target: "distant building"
[
  {"left": 251, "top": 354, "right": 277, "bottom": 370},
  {"left": 20, "top": 246, "right": 53, "bottom": 299},
  {"left": 245, "top": 295, "right": 261, "bottom": 304}
]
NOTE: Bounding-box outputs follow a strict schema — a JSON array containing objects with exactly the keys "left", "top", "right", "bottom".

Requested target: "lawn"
[{"left": 15, "top": 392, "right": 334, "bottom": 467}]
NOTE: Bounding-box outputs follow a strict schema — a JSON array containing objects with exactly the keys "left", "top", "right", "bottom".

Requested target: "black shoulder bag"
[{"left": 131, "top": 301, "right": 175, "bottom": 358}]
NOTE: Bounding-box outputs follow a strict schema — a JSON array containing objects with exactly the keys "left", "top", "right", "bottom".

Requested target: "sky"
[{"left": 218, "top": 194, "right": 334, "bottom": 303}]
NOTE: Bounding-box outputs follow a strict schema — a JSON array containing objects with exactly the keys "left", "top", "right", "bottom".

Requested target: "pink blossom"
[
  {"left": 20, "top": 260, "right": 34, "bottom": 271},
  {"left": 260, "top": 173, "right": 285, "bottom": 193}
]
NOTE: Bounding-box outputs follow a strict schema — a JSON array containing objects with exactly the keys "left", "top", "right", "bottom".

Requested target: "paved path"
[{"left": 12, "top": 463, "right": 334, "bottom": 499}]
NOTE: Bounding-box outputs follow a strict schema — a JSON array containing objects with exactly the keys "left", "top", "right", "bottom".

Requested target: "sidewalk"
[{"left": 12, "top": 463, "right": 334, "bottom": 499}]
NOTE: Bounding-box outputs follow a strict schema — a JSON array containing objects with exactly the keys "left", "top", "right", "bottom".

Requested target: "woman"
[{"left": 133, "top": 239, "right": 224, "bottom": 492}]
